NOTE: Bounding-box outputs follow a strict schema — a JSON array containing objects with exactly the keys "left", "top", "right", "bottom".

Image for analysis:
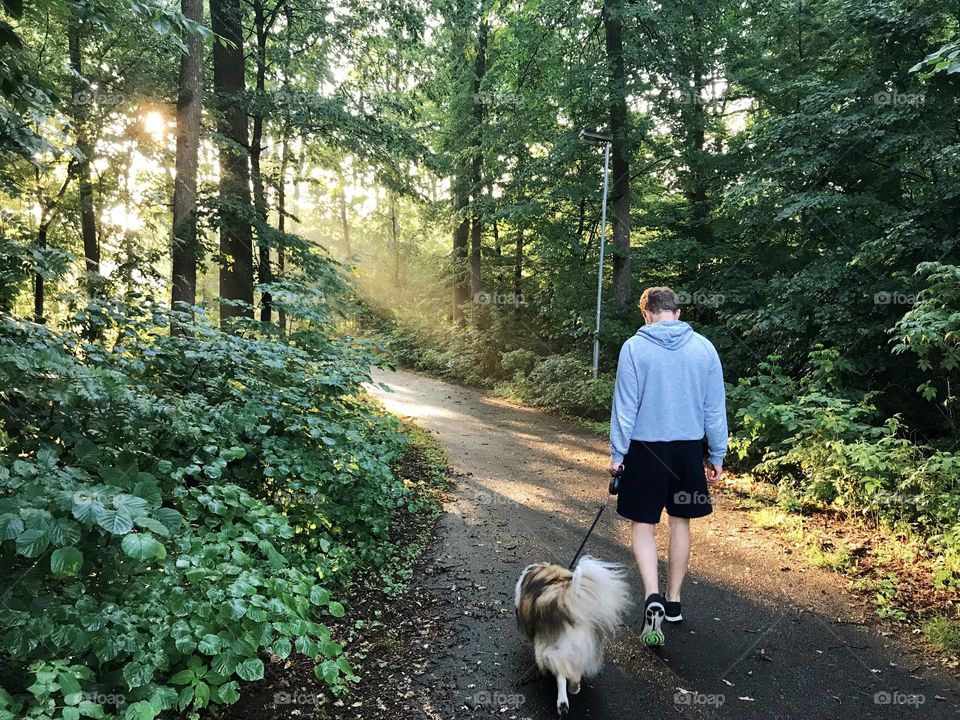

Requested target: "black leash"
[
  {"left": 519, "top": 472, "right": 622, "bottom": 685},
  {"left": 567, "top": 504, "right": 605, "bottom": 570},
  {"left": 566, "top": 465, "right": 622, "bottom": 569}
]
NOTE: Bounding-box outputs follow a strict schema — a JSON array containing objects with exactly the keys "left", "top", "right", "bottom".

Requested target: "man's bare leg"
[
  {"left": 666, "top": 516, "right": 690, "bottom": 602},
  {"left": 631, "top": 521, "right": 659, "bottom": 598}
]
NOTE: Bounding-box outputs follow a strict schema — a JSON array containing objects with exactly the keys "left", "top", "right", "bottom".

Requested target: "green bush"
[
  {"left": 500, "top": 348, "right": 537, "bottom": 376},
  {"left": 729, "top": 347, "right": 960, "bottom": 571},
  {"left": 504, "top": 353, "right": 613, "bottom": 421},
  {"left": 0, "top": 290, "right": 416, "bottom": 720}
]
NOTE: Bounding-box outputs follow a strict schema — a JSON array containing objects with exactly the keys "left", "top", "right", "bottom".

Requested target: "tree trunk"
[
  {"left": 389, "top": 191, "right": 400, "bottom": 287},
  {"left": 211, "top": 0, "right": 254, "bottom": 324},
  {"left": 469, "top": 18, "right": 488, "bottom": 305},
  {"left": 68, "top": 21, "right": 99, "bottom": 289},
  {"left": 685, "top": 69, "right": 710, "bottom": 251},
  {"left": 171, "top": 0, "right": 204, "bottom": 334},
  {"left": 251, "top": 0, "right": 272, "bottom": 323},
  {"left": 277, "top": 134, "right": 289, "bottom": 332},
  {"left": 34, "top": 223, "right": 47, "bottom": 323},
  {"left": 32, "top": 167, "right": 72, "bottom": 323},
  {"left": 603, "top": 0, "right": 631, "bottom": 305},
  {"left": 338, "top": 187, "right": 352, "bottom": 259},
  {"left": 513, "top": 225, "right": 523, "bottom": 314}
]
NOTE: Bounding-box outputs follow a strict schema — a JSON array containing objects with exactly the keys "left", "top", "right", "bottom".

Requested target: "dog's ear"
[{"left": 517, "top": 564, "right": 572, "bottom": 639}]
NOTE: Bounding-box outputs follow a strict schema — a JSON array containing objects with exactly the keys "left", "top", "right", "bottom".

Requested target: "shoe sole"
[
  {"left": 665, "top": 613, "right": 683, "bottom": 623},
  {"left": 642, "top": 602, "right": 665, "bottom": 646}
]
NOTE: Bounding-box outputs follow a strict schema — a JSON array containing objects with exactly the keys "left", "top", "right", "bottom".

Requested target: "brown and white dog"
[{"left": 514, "top": 556, "right": 631, "bottom": 715}]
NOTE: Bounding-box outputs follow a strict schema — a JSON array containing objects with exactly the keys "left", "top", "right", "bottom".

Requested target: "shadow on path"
[{"left": 369, "top": 368, "right": 959, "bottom": 720}]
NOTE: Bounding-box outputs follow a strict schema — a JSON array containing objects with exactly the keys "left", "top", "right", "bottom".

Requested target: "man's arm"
[
  {"left": 704, "top": 352, "right": 728, "bottom": 476},
  {"left": 610, "top": 341, "right": 641, "bottom": 471}
]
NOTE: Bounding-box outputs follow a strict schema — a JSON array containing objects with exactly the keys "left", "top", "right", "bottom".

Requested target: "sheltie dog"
[{"left": 514, "top": 556, "right": 631, "bottom": 715}]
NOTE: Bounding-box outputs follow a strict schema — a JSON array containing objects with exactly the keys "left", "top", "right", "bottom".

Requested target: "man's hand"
[
  {"left": 608, "top": 459, "right": 623, "bottom": 477},
  {"left": 706, "top": 463, "right": 723, "bottom": 484}
]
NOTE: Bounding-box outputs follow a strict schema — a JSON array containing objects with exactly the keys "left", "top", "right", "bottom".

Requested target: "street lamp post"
[{"left": 579, "top": 129, "right": 613, "bottom": 380}]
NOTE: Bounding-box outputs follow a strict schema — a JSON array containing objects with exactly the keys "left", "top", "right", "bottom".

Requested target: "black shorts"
[{"left": 616, "top": 440, "right": 712, "bottom": 524}]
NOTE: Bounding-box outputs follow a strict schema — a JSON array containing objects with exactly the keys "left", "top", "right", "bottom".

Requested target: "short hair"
[{"left": 639, "top": 286, "right": 680, "bottom": 314}]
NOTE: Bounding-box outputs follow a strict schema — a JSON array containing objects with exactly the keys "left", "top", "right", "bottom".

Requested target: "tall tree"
[
  {"left": 469, "top": 17, "right": 488, "bottom": 304},
  {"left": 250, "top": 0, "right": 281, "bottom": 323},
  {"left": 210, "top": 0, "right": 254, "bottom": 323},
  {"left": 602, "top": 0, "right": 630, "bottom": 305},
  {"left": 68, "top": 20, "right": 100, "bottom": 290},
  {"left": 171, "top": 0, "right": 205, "bottom": 331}
]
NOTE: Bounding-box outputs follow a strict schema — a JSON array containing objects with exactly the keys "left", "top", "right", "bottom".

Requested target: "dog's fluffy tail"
[{"left": 567, "top": 555, "right": 631, "bottom": 634}]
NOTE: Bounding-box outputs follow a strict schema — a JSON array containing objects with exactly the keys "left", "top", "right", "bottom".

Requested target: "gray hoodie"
[{"left": 609, "top": 320, "right": 728, "bottom": 466}]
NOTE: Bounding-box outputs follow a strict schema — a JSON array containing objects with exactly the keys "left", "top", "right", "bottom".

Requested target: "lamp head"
[{"left": 578, "top": 129, "right": 613, "bottom": 144}]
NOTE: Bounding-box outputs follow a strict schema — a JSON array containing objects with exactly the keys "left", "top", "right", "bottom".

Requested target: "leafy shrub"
[
  {"left": 891, "top": 262, "right": 960, "bottom": 440},
  {"left": 729, "top": 347, "right": 960, "bottom": 565},
  {"left": 503, "top": 353, "right": 613, "bottom": 421},
  {"left": 500, "top": 348, "right": 537, "bottom": 376},
  {"left": 0, "top": 289, "right": 416, "bottom": 720}
]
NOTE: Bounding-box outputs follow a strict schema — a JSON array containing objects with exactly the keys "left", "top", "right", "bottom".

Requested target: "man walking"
[{"left": 608, "top": 286, "right": 728, "bottom": 646}]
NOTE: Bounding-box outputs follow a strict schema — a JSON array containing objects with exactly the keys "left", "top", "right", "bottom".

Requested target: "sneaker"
[
  {"left": 664, "top": 598, "right": 683, "bottom": 624},
  {"left": 641, "top": 593, "right": 665, "bottom": 646}
]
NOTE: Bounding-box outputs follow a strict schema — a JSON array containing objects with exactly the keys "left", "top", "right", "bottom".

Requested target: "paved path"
[{"left": 368, "top": 368, "right": 959, "bottom": 720}]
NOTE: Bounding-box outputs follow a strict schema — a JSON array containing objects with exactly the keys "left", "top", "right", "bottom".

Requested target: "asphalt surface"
[{"left": 368, "top": 367, "right": 959, "bottom": 720}]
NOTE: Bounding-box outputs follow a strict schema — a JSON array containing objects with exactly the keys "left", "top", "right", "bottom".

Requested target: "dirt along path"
[{"left": 367, "top": 368, "right": 959, "bottom": 720}]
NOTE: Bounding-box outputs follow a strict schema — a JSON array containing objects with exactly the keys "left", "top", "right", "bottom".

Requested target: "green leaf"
[
  {"left": 198, "top": 634, "right": 221, "bottom": 655},
  {"left": 77, "top": 700, "right": 106, "bottom": 718},
  {"left": 121, "top": 533, "right": 166, "bottom": 562},
  {"left": 97, "top": 509, "right": 134, "bottom": 535},
  {"left": 217, "top": 680, "right": 240, "bottom": 704},
  {"left": 316, "top": 659, "right": 339, "bottom": 685},
  {"left": 309, "top": 586, "right": 330, "bottom": 605},
  {"left": 48, "top": 518, "right": 81, "bottom": 546},
  {"left": 0, "top": 513, "right": 24, "bottom": 540},
  {"left": 320, "top": 639, "right": 342, "bottom": 658},
  {"left": 235, "top": 658, "right": 264, "bottom": 681},
  {"left": 134, "top": 516, "right": 170, "bottom": 537},
  {"left": 63, "top": 708, "right": 80, "bottom": 720},
  {"left": 272, "top": 637, "right": 292, "bottom": 660},
  {"left": 176, "top": 685, "right": 194, "bottom": 712},
  {"left": 193, "top": 681, "right": 210, "bottom": 708},
  {"left": 113, "top": 494, "right": 149, "bottom": 518},
  {"left": 124, "top": 701, "right": 157, "bottom": 720},
  {"left": 122, "top": 661, "right": 153, "bottom": 689},
  {"left": 58, "top": 670, "right": 82, "bottom": 705},
  {"left": 155, "top": 507, "right": 184, "bottom": 533},
  {"left": 211, "top": 652, "right": 238, "bottom": 675},
  {"left": 169, "top": 669, "right": 195, "bottom": 686},
  {"left": 50, "top": 546, "right": 83, "bottom": 577},
  {"left": 71, "top": 493, "right": 102, "bottom": 524},
  {"left": 327, "top": 600, "right": 345, "bottom": 618},
  {"left": 15, "top": 528, "right": 49, "bottom": 557}
]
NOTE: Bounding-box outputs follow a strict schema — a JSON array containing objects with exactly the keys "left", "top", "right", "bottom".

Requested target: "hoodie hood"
[{"left": 636, "top": 320, "right": 693, "bottom": 350}]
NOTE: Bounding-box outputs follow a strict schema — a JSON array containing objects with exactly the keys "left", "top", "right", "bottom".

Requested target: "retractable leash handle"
[{"left": 608, "top": 464, "right": 624, "bottom": 495}]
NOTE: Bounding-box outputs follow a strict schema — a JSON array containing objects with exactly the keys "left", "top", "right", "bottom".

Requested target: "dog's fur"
[{"left": 514, "top": 556, "right": 631, "bottom": 715}]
